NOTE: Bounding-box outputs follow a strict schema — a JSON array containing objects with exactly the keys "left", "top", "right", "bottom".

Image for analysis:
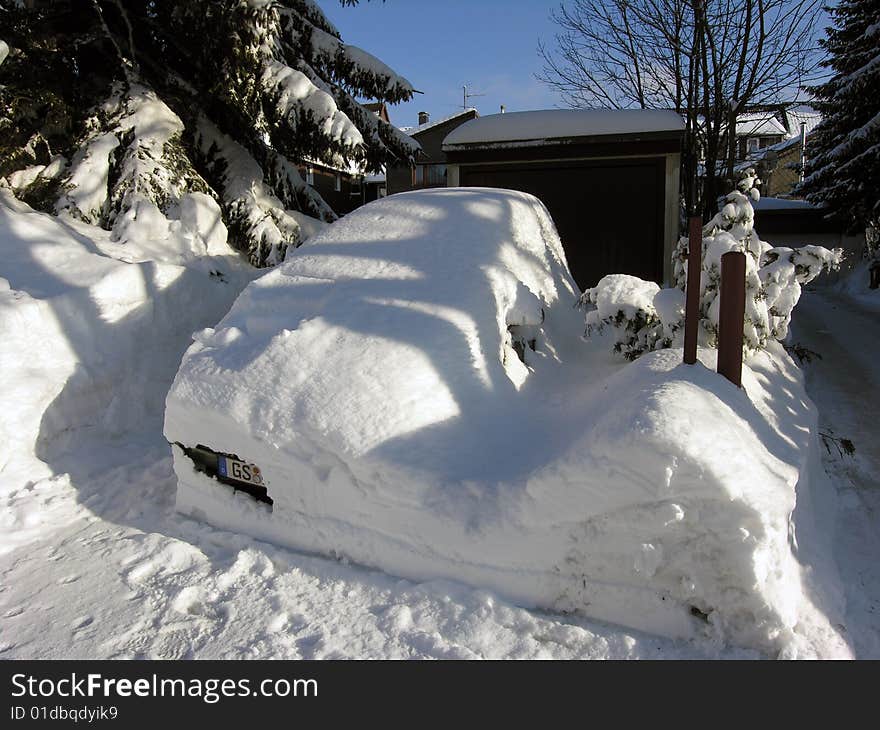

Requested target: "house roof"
[
  {"left": 400, "top": 108, "right": 478, "bottom": 137},
  {"left": 734, "top": 108, "right": 823, "bottom": 172},
  {"left": 782, "top": 107, "right": 822, "bottom": 137},
  {"left": 736, "top": 112, "right": 789, "bottom": 138},
  {"left": 442, "top": 109, "right": 685, "bottom": 149},
  {"left": 362, "top": 102, "right": 391, "bottom": 124}
]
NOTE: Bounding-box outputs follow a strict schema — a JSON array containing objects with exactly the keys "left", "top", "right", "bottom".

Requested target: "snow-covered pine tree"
[
  {"left": 797, "top": 0, "right": 880, "bottom": 273},
  {"left": 0, "top": 0, "right": 419, "bottom": 266}
]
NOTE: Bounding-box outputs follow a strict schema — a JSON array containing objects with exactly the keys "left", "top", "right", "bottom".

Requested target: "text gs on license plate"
[{"left": 218, "top": 455, "right": 264, "bottom": 486}]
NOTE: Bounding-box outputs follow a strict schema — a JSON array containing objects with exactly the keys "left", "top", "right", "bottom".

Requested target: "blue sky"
[{"left": 318, "top": 0, "right": 566, "bottom": 129}]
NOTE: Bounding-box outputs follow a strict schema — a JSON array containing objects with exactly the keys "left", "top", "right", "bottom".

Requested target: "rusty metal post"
[
  {"left": 717, "top": 251, "right": 747, "bottom": 387},
  {"left": 683, "top": 216, "right": 702, "bottom": 364}
]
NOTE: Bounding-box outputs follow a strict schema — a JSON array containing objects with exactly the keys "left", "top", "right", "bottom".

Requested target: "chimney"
[
  {"left": 799, "top": 121, "right": 807, "bottom": 183},
  {"left": 418, "top": 111, "right": 430, "bottom": 125}
]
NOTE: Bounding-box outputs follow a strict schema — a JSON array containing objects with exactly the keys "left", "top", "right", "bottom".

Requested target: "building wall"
[
  {"left": 300, "top": 165, "right": 364, "bottom": 215},
  {"left": 451, "top": 153, "right": 679, "bottom": 289},
  {"left": 737, "top": 134, "right": 785, "bottom": 159},
  {"left": 761, "top": 143, "right": 803, "bottom": 198},
  {"left": 364, "top": 181, "right": 385, "bottom": 204},
  {"left": 663, "top": 153, "right": 681, "bottom": 282},
  {"left": 386, "top": 160, "right": 415, "bottom": 195}
]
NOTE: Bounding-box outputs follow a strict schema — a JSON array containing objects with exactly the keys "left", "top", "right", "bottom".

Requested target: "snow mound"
[
  {"left": 165, "top": 188, "right": 847, "bottom": 655},
  {"left": 837, "top": 259, "right": 880, "bottom": 313}
]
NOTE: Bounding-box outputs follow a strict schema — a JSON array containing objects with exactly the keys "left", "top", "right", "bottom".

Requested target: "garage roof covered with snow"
[{"left": 443, "top": 109, "right": 685, "bottom": 150}]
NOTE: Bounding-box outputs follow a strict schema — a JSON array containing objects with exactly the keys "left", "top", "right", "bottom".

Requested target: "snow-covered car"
[
  {"left": 165, "top": 188, "right": 839, "bottom": 653},
  {"left": 165, "top": 186, "right": 580, "bottom": 569}
]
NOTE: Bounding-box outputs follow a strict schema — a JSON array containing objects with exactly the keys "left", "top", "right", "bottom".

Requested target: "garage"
[{"left": 442, "top": 110, "right": 684, "bottom": 290}]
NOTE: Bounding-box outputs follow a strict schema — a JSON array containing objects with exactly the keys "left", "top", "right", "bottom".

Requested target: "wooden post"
[
  {"left": 683, "top": 216, "right": 702, "bottom": 365},
  {"left": 717, "top": 251, "right": 747, "bottom": 387}
]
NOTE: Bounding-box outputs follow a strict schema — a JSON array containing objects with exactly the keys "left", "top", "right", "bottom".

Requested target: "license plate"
[{"left": 217, "top": 455, "right": 264, "bottom": 487}]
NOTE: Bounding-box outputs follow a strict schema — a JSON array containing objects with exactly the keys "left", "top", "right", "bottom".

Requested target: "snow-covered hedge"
[{"left": 580, "top": 171, "right": 843, "bottom": 360}]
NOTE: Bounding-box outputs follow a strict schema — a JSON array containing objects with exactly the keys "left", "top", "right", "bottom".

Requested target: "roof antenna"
[{"left": 462, "top": 84, "right": 486, "bottom": 111}]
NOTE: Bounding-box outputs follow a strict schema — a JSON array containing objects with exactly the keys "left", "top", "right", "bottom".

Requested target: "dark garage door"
[{"left": 460, "top": 158, "right": 665, "bottom": 290}]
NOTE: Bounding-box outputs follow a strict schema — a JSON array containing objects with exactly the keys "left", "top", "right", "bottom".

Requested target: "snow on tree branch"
[
  {"left": 106, "top": 86, "right": 213, "bottom": 234},
  {"left": 327, "top": 88, "right": 420, "bottom": 171},
  {"left": 278, "top": 9, "right": 415, "bottom": 104},
  {"left": 55, "top": 132, "right": 120, "bottom": 225},
  {"left": 0, "top": 0, "right": 417, "bottom": 268},
  {"left": 263, "top": 147, "right": 337, "bottom": 223},
  {"left": 196, "top": 118, "right": 309, "bottom": 267},
  {"left": 262, "top": 60, "right": 365, "bottom": 155}
]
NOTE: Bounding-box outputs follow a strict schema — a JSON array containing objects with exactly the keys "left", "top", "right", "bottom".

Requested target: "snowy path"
[{"left": 790, "top": 288, "right": 880, "bottom": 657}]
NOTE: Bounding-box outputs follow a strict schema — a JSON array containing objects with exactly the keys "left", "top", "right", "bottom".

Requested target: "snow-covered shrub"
[
  {"left": 581, "top": 275, "right": 666, "bottom": 360},
  {"left": 760, "top": 245, "right": 845, "bottom": 339},
  {"left": 581, "top": 170, "right": 843, "bottom": 359}
]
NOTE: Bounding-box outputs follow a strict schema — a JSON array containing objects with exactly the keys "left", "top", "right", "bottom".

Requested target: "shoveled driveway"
[{"left": 791, "top": 287, "right": 880, "bottom": 657}]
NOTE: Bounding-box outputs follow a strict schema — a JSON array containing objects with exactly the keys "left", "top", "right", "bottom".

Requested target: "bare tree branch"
[{"left": 537, "top": 0, "right": 826, "bottom": 219}]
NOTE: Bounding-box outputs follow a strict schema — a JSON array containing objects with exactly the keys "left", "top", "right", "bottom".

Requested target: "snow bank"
[
  {"left": 165, "top": 188, "right": 847, "bottom": 655},
  {"left": 836, "top": 258, "right": 880, "bottom": 313},
  {"left": 0, "top": 190, "right": 257, "bottom": 551},
  {"left": 443, "top": 109, "right": 684, "bottom": 148}
]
